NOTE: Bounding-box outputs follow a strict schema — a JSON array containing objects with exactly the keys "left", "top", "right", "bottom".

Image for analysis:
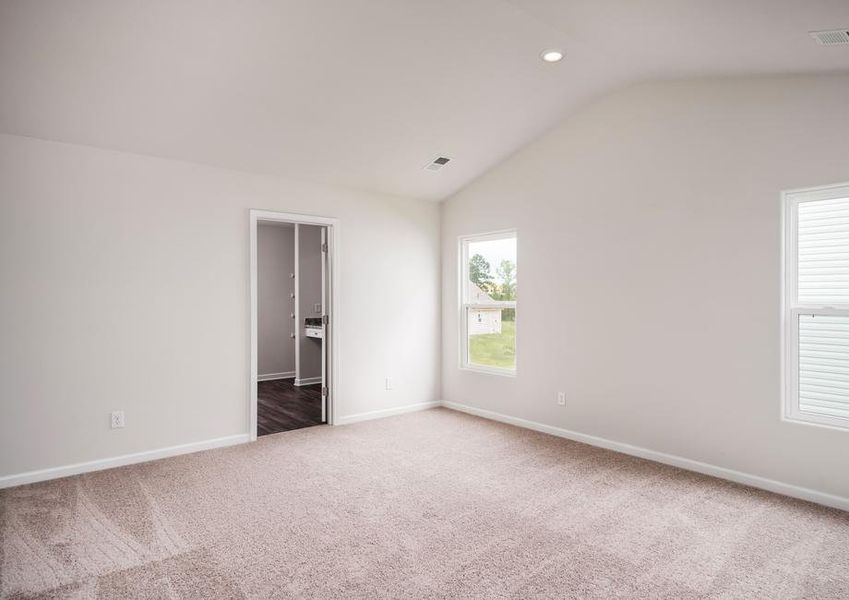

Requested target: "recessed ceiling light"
[{"left": 540, "top": 49, "right": 564, "bottom": 63}]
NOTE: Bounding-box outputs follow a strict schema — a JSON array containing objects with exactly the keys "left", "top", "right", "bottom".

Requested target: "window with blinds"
[{"left": 785, "top": 184, "right": 849, "bottom": 429}]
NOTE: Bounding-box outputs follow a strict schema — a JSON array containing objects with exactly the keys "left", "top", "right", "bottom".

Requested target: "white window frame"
[
  {"left": 459, "top": 229, "right": 517, "bottom": 377},
  {"left": 783, "top": 182, "right": 849, "bottom": 431}
]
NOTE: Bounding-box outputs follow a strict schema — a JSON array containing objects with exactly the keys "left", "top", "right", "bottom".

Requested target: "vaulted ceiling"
[{"left": 1, "top": 1, "right": 847, "bottom": 200}]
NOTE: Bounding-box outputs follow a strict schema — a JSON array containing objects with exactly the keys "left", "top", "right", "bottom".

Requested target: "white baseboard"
[
  {"left": 294, "top": 376, "right": 322, "bottom": 386},
  {"left": 257, "top": 371, "right": 295, "bottom": 382},
  {"left": 0, "top": 433, "right": 250, "bottom": 490},
  {"left": 442, "top": 401, "right": 849, "bottom": 512},
  {"left": 337, "top": 401, "right": 441, "bottom": 426}
]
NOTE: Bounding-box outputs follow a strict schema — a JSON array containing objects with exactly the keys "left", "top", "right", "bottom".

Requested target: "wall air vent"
[
  {"left": 809, "top": 29, "right": 849, "bottom": 46},
  {"left": 424, "top": 156, "right": 451, "bottom": 172}
]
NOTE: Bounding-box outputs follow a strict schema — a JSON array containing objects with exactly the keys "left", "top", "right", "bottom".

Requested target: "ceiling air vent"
[
  {"left": 809, "top": 29, "right": 849, "bottom": 46},
  {"left": 424, "top": 156, "right": 451, "bottom": 172}
]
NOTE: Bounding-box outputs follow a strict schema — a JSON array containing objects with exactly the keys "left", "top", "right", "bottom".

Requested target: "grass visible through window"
[{"left": 469, "top": 320, "right": 515, "bottom": 369}]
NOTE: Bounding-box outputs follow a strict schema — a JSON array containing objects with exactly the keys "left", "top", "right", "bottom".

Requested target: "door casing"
[{"left": 249, "top": 209, "right": 340, "bottom": 440}]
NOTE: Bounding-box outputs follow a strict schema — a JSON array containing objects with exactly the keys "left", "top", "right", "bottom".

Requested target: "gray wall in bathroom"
[
  {"left": 258, "top": 223, "right": 295, "bottom": 378},
  {"left": 297, "top": 224, "right": 323, "bottom": 382}
]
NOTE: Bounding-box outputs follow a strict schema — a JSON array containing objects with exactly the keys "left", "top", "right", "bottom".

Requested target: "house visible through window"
[
  {"left": 784, "top": 183, "right": 849, "bottom": 430},
  {"left": 460, "top": 231, "right": 516, "bottom": 375}
]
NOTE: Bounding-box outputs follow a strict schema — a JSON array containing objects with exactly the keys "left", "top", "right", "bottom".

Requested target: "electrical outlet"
[
  {"left": 556, "top": 392, "right": 566, "bottom": 406},
  {"left": 111, "top": 411, "right": 125, "bottom": 429},
  {"left": 385, "top": 377, "right": 393, "bottom": 390}
]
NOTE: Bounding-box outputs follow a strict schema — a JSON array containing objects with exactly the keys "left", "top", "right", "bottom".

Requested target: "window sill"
[
  {"left": 782, "top": 412, "right": 849, "bottom": 433},
  {"left": 459, "top": 364, "right": 516, "bottom": 378}
]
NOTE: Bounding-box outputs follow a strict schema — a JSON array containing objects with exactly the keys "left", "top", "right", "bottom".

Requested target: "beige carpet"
[{"left": 1, "top": 408, "right": 848, "bottom": 599}]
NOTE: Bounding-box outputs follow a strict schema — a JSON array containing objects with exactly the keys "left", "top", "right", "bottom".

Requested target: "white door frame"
[{"left": 249, "top": 209, "right": 340, "bottom": 441}]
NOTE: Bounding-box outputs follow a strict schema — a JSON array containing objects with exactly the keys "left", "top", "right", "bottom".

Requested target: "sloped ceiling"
[{"left": 1, "top": 0, "right": 847, "bottom": 200}]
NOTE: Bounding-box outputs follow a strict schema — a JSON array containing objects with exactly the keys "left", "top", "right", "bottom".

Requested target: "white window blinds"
[
  {"left": 798, "top": 197, "right": 849, "bottom": 305},
  {"left": 798, "top": 314, "right": 849, "bottom": 420}
]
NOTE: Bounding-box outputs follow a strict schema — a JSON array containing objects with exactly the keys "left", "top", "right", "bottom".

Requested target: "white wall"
[
  {"left": 442, "top": 75, "right": 849, "bottom": 500},
  {"left": 296, "top": 224, "right": 323, "bottom": 382},
  {"left": 257, "top": 223, "right": 295, "bottom": 377},
  {"left": 0, "top": 133, "right": 440, "bottom": 478}
]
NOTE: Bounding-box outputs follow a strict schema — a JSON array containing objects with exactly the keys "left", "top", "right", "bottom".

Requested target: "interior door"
[{"left": 320, "top": 226, "right": 330, "bottom": 423}]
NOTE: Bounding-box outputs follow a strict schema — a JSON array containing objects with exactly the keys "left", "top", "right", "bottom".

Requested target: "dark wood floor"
[{"left": 257, "top": 378, "right": 323, "bottom": 436}]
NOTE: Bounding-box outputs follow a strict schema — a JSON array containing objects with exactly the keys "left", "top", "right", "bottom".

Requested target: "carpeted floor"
[{"left": 1, "top": 408, "right": 848, "bottom": 599}]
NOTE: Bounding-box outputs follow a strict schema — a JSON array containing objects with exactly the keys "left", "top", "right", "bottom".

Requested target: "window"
[
  {"left": 460, "top": 230, "right": 517, "bottom": 375},
  {"left": 784, "top": 183, "right": 849, "bottom": 430}
]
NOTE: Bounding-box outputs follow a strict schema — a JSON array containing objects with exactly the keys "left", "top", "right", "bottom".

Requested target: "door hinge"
[
  {"left": 321, "top": 386, "right": 327, "bottom": 397},
  {"left": 322, "top": 314, "right": 329, "bottom": 325},
  {"left": 321, "top": 242, "right": 328, "bottom": 253}
]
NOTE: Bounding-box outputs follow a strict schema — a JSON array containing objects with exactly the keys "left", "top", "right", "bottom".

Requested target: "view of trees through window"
[
  {"left": 464, "top": 234, "right": 516, "bottom": 371},
  {"left": 469, "top": 254, "right": 516, "bottom": 303}
]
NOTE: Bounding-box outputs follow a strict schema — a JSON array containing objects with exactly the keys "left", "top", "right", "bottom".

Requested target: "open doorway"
[{"left": 249, "top": 210, "right": 338, "bottom": 439}]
